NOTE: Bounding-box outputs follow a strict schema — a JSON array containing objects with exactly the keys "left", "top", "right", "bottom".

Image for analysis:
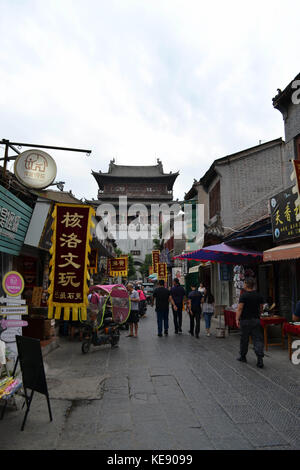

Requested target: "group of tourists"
[
  {"left": 149, "top": 279, "right": 215, "bottom": 338},
  {"left": 88, "top": 276, "right": 272, "bottom": 370}
]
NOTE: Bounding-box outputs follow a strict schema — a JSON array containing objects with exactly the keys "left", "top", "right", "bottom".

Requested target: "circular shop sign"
[
  {"left": 14, "top": 149, "right": 57, "bottom": 189},
  {"left": 2, "top": 271, "right": 25, "bottom": 297}
]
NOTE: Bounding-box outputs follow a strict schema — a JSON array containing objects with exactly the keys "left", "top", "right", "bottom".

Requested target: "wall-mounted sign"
[
  {"left": 270, "top": 186, "right": 300, "bottom": 242},
  {"left": 0, "top": 185, "right": 33, "bottom": 256},
  {"left": 2, "top": 271, "right": 25, "bottom": 297},
  {"left": 14, "top": 149, "right": 57, "bottom": 189}
]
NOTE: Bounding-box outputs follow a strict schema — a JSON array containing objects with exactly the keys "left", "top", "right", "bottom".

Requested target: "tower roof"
[{"left": 92, "top": 159, "right": 179, "bottom": 190}]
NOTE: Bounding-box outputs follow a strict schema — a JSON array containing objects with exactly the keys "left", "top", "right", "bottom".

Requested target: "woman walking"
[{"left": 202, "top": 288, "right": 215, "bottom": 336}]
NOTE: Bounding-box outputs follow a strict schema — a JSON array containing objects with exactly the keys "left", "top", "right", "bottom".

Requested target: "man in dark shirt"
[
  {"left": 236, "top": 278, "right": 264, "bottom": 368},
  {"left": 187, "top": 284, "right": 203, "bottom": 338},
  {"left": 153, "top": 280, "right": 176, "bottom": 337},
  {"left": 170, "top": 278, "right": 186, "bottom": 334}
]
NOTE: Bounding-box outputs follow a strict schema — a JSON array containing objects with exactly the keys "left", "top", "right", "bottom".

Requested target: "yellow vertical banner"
[{"left": 47, "top": 203, "right": 95, "bottom": 321}]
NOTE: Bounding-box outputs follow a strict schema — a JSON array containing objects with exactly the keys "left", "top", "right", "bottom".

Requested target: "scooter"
[{"left": 81, "top": 316, "right": 120, "bottom": 354}]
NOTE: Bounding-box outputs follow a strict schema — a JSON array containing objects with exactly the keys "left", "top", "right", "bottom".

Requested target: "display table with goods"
[
  {"left": 224, "top": 309, "right": 287, "bottom": 349},
  {"left": 260, "top": 315, "right": 287, "bottom": 351},
  {"left": 283, "top": 322, "right": 300, "bottom": 360}
]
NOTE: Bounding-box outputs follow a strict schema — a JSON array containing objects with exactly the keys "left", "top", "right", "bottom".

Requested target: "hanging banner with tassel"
[
  {"left": 47, "top": 203, "right": 95, "bottom": 321},
  {"left": 88, "top": 249, "right": 98, "bottom": 274}
]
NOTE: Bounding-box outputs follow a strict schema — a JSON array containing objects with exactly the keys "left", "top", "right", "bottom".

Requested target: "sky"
[{"left": 0, "top": 0, "right": 300, "bottom": 202}]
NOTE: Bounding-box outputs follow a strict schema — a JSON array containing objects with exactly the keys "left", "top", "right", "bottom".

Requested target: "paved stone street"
[{"left": 1, "top": 307, "right": 300, "bottom": 450}]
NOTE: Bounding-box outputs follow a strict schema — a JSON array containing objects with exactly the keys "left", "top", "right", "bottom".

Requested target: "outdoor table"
[
  {"left": 283, "top": 322, "right": 300, "bottom": 360},
  {"left": 260, "top": 316, "right": 286, "bottom": 351}
]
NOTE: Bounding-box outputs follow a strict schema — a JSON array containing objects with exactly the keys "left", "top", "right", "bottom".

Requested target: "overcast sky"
[{"left": 1, "top": 0, "right": 299, "bottom": 201}]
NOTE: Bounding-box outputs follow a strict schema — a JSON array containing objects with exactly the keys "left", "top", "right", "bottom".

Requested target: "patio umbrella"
[{"left": 173, "top": 243, "right": 263, "bottom": 264}]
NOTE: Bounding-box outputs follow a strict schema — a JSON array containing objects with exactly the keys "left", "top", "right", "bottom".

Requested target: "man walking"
[
  {"left": 187, "top": 284, "right": 203, "bottom": 338},
  {"left": 153, "top": 280, "right": 175, "bottom": 336},
  {"left": 236, "top": 278, "right": 265, "bottom": 368},
  {"left": 170, "top": 278, "right": 186, "bottom": 334}
]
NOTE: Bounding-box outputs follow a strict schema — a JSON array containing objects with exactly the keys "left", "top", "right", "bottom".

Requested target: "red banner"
[
  {"left": 48, "top": 204, "right": 95, "bottom": 321},
  {"left": 157, "top": 262, "right": 167, "bottom": 281},
  {"left": 107, "top": 257, "right": 128, "bottom": 276},
  {"left": 152, "top": 250, "right": 160, "bottom": 273}
]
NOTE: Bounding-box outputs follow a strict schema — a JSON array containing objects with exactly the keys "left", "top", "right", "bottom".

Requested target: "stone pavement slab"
[{"left": 0, "top": 306, "right": 299, "bottom": 450}]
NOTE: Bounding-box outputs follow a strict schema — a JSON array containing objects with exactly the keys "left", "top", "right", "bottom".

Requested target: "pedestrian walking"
[
  {"left": 126, "top": 283, "right": 140, "bottom": 337},
  {"left": 202, "top": 288, "right": 215, "bottom": 336},
  {"left": 198, "top": 282, "right": 207, "bottom": 296},
  {"left": 236, "top": 278, "right": 265, "bottom": 368},
  {"left": 187, "top": 284, "right": 203, "bottom": 338},
  {"left": 152, "top": 280, "right": 176, "bottom": 336},
  {"left": 137, "top": 285, "right": 147, "bottom": 318},
  {"left": 170, "top": 278, "right": 186, "bottom": 334}
]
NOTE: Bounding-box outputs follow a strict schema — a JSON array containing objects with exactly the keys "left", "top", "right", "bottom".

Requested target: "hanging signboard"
[
  {"left": 47, "top": 203, "right": 95, "bottom": 321},
  {"left": 157, "top": 262, "right": 167, "bottom": 281},
  {"left": 152, "top": 250, "right": 160, "bottom": 274},
  {"left": 14, "top": 149, "right": 57, "bottom": 190},
  {"left": 270, "top": 187, "right": 300, "bottom": 242},
  {"left": 0, "top": 185, "right": 33, "bottom": 256},
  {"left": 88, "top": 249, "right": 98, "bottom": 274},
  {"left": 107, "top": 257, "right": 128, "bottom": 277},
  {"left": 2, "top": 271, "right": 25, "bottom": 297}
]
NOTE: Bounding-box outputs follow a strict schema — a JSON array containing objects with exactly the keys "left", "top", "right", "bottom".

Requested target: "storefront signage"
[
  {"left": 47, "top": 203, "right": 95, "bottom": 321},
  {"left": 14, "top": 149, "right": 57, "bottom": 189},
  {"left": 0, "top": 185, "right": 33, "bottom": 256},
  {"left": 2, "top": 271, "right": 25, "bottom": 297},
  {"left": 157, "top": 262, "right": 167, "bottom": 281},
  {"left": 0, "top": 306, "right": 28, "bottom": 315},
  {"left": 152, "top": 250, "right": 160, "bottom": 273},
  {"left": 107, "top": 257, "right": 128, "bottom": 277},
  {"left": 270, "top": 187, "right": 300, "bottom": 242},
  {"left": 88, "top": 249, "right": 98, "bottom": 274}
]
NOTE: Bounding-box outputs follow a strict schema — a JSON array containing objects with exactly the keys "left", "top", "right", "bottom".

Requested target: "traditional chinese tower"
[{"left": 88, "top": 159, "right": 179, "bottom": 277}]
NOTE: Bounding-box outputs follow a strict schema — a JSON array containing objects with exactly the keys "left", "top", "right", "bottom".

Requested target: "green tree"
[
  {"left": 127, "top": 253, "right": 136, "bottom": 280},
  {"left": 140, "top": 253, "right": 152, "bottom": 279},
  {"left": 153, "top": 223, "right": 164, "bottom": 251}
]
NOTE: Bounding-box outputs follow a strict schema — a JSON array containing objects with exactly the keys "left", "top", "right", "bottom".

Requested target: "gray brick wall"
[
  {"left": 282, "top": 100, "right": 300, "bottom": 143},
  {"left": 216, "top": 141, "right": 285, "bottom": 230}
]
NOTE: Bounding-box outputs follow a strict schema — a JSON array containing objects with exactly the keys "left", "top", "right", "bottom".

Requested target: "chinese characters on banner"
[
  {"left": 48, "top": 204, "right": 95, "bottom": 321},
  {"left": 157, "top": 262, "right": 167, "bottom": 281},
  {"left": 107, "top": 257, "right": 128, "bottom": 277},
  {"left": 152, "top": 250, "right": 160, "bottom": 273},
  {"left": 270, "top": 187, "right": 300, "bottom": 242}
]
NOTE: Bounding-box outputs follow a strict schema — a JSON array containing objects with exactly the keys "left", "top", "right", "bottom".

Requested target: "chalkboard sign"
[
  {"left": 16, "top": 336, "right": 47, "bottom": 394},
  {"left": 15, "top": 335, "right": 52, "bottom": 430}
]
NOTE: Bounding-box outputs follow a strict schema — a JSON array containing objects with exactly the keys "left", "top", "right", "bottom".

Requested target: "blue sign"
[{"left": 0, "top": 185, "right": 33, "bottom": 256}]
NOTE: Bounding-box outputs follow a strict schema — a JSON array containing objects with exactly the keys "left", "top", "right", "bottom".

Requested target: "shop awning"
[
  {"left": 173, "top": 243, "right": 263, "bottom": 265},
  {"left": 263, "top": 242, "right": 300, "bottom": 262}
]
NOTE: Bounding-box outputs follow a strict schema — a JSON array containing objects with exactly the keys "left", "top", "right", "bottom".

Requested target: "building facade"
[{"left": 88, "top": 159, "right": 179, "bottom": 277}]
